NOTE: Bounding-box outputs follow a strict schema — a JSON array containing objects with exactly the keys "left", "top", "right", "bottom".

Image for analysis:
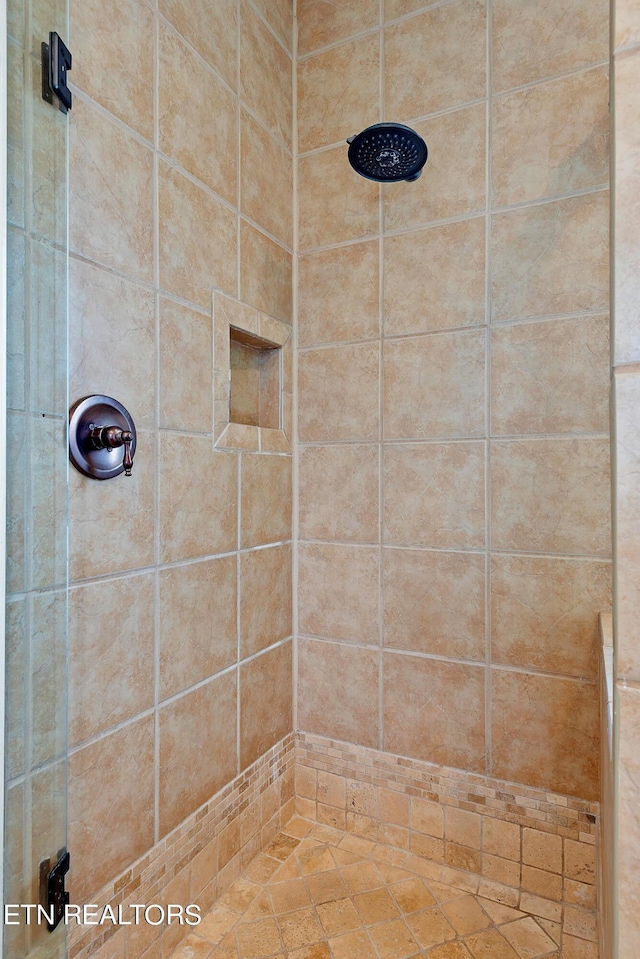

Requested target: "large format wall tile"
[
  {"left": 491, "top": 192, "right": 609, "bottom": 322},
  {"left": 383, "top": 104, "right": 487, "bottom": 232},
  {"left": 298, "top": 543, "right": 379, "bottom": 645},
  {"left": 159, "top": 556, "right": 237, "bottom": 700},
  {"left": 298, "top": 241, "right": 380, "bottom": 347},
  {"left": 492, "top": 0, "right": 609, "bottom": 92},
  {"left": 298, "top": 342, "right": 380, "bottom": 442},
  {"left": 240, "top": 642, "right": 293, "bottom": 768},
  {"left": 384, "top": 653, "right": 486, "bottom": 772},
  {"left": 618, "top": 684, "right": 640, "bottom": 954},
  {"left": 250, "top": 0, "right": 294, "bottom": 52},
  {"left": 298, "top": 34, "right": 380, "bottom": 153},
  {"left": 490, "top": 315, "right": 610, "bottom": 435},
  {"left": 383, "top": 329, "right": 486, "bottom": 440},
  {"left": 298, "top": 639, "right": 379, "bottom": 747},
  {"left": 492, "top": 68, "right": 609, "bottom": 207},
  {"left": 240, "top": 0, "right": 292, "bottom": 150},
  {"left": 159, "top": 673, "right": 237, "bottom": 836},
  {"left": 159, "top": 0, "right": 237, "bottom": 90},
  {"left": 299, "top": 146, "right": 380, "bottom": 250},
  {"left": 383, "top": 549, "right": 485, "bottom": 662},
  {"left": 240, "top": 452, "right": 292, "bottom": 547},
  {"left": 298, "top": 444, "right": 379, "bottom": 542},
  {"left": 240, "top": 221, "right": 293, "bottom": 323},
  {"left": 384, "top": 218, "right": 486, "bottom": 336},
  {"left": 159, "top": 161, "right": 237, "bottom": 308},
  {"left": 241, "top": 111, "right": 293, "bottom": 247},
  {"left": 385, "top": 0, "right": 486, "bottom": 120},
  {"left": 240, "top": 544, "right": 292, "bottom": 658},
  {"left": 70, "top": 0, "right": 154, "bottom": 140},
  {"left": 491, "top": 670, "right": 599, "bottom": 799},
  {"left": 159, "top": 436, "right": 238, "bottom": 563},
  {"left": 70, "top": 99, "right": 154, "bottom": 283},
  {"left": 70, "top": 259, "right": 156, "bottom": 429},
  {"left": 491, "top": 438, "right": 611, "bottom": 556},
  {"left": 159, "top": 297, "right": 212, "bottom": 432},
  {"left": 491, "top": 555, "right": 611, "bottom": 679},
  {"left": 298, "top": 0, "right": 379, "bottom": 55},
  {"left": 615, "top": 370, "right": 640, "bottom": 680},
  {"left": 384, "top": 443, "right": 485, "bottom": 549},
  {"left": 69, "top": 716, "right": 155, "bottom": 899},
  {"left": 159, "top": 22, "right": 237, "bottom": 205},
  {"left": 69, "top": 575, "right": 155, "bottom": 745}
]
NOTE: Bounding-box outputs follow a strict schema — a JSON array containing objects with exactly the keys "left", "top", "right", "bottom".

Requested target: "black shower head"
[{"left": 347, "top": 123, "right": 428, "bottom": 183}]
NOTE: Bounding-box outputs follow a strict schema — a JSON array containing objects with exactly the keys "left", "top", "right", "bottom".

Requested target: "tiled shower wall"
[
  {"left": 6, "top": 0, "right": 295, "bottom": 935},
  {"left": 296, "top": 0, "right": 612, "bottom": 803}
]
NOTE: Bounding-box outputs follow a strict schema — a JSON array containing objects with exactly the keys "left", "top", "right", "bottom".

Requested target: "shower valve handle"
[{"left": 89, "top": 426, "right": 135, "bottom": 476}]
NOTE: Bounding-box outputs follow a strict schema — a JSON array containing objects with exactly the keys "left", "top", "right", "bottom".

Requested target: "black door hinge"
[
  {"left": 41, "top": 32, "right": 72, "bottom": 113},
  {"left": 39, "top": 849, "right": 70, "bottom": 932}
]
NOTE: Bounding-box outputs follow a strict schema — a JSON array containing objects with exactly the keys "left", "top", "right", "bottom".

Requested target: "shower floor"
[{"left": 169, "top": 817, "right": 567, "bottom": 959}]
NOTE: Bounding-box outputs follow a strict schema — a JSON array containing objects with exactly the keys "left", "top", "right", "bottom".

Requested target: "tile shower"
[{"left": 7, "top": 0, "right": 640, "bottom": 955}]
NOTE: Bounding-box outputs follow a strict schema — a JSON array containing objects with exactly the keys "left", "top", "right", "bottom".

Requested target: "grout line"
[
  {"left": 485, "top": 0, "right": 493, "bottom": 780},
  {"left": 292, "top": 0, "right": 300, "bottom": 736},
  {"left": 378, "top": 0, "right": 385, "bottom": 754},
  {"left": 153, "top": 0, "right": 162, "bottom": 847}
]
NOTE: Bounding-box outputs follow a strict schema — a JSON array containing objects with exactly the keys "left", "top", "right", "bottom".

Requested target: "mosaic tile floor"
[{"left": 170, "top": 817, "right": 572, "bottom": 959}]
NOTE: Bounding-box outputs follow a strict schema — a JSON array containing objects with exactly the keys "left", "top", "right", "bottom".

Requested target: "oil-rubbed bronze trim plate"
[{"left": 69, "top": 395, "right": 137, "bottom": 480}]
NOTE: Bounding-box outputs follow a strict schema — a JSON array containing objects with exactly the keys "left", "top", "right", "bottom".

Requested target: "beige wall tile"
[
  {"left": 298, "top": 0, "right": 379, "bottom": 56},
  {"left": 384, "top": 218, "right": 486, "bottom": 336},
  {"left": 30, "top": 416, "right": 68, "bottom": 589},
  {"left": 5, "top": 599, "right": 25, "bottom": 779},
  {"left": 298, "top": 34, "right": 380, "bottom": 153},
  {"left": 492, "top": 68, "right": 609, "bottom": 208},
  {"left": 298, "top": 343, "right": 380, "bottom": 442},
  {"left": 251, "top": 0, "right": 293, "bottom": 52},
  {"left": 241, "top": 111, "right": 293, "bottom": 247},
  {"left": 298, "top": 444, "right": 379, "bottom": 542},
  {"left": 491, "top": 192, "right": 609, "bottom": 322},
  {"left": 159, "top": 297, "right": 212, "bottom": 432},
  {"left": 159, "top": 672, "right": 237, "bottom": 836},
  {"left": 6, "top": 227, "right": 25, "bottom": 412},
  {"left": 482, "top": 819, "right": 520, "bottom": 862},
  {"left": 159, "top": 22, "right": 237, "bottom": 205},
  {"left": 298, "top": 241, "right": 380, "bottom": 347},
  {"left": 491, "top": 555, "right": 611, "bottom": 679},
  {"left": 384, "top": 442, "right": 485, "bottom": 548},
  {"left": 159, "top": 160, "right": 237, "bottom": 309},
  {"left": 6, "top": 412, "right": 25, "bottom": 593},
  {"left": 383, "top": 548, "right": 485, "bottom": 661},
  {"left": 385, "top": 0, "right": 429, "bottom": 19},
  {"left": 159, "top": 0, "right": 237, "bottom": 89},
  {"left": 240, "top": 0, "right": 292, "bottom": 150},
  {"left": 69, "top": 431, "right": 155, "bottom": 580},
  {"left": 384, "top": 0, "right": 486, "bottom": 120},
  {"left": 383, "top": 329, "right": 486, "bottom": 440},
  {"left": 613, "top": 50, "right": 640, "bottom": 363},
  {"left": 70, "top": 258, "right": 156, "bottom": 430},
  {"left": 71, "top": 0, "right": 154, "bottom": 140},
  {"left": 490, "top": 438, "right": 611, "bottom": 556},
  {"left": 240, "top": 642, "right": 293, "bottom": 768},
  {"left": 70, "top": 99, "right": 153, "bottom": 283},
  {"left": 240, "top": 221, "right": 293, "bottom": 323},
  {"left": 6, "top": 42, "right": 23, "bottom": 230},
  {"left": 298, "top": 543, "right": 379, "bottom": 645},
  {"left": 240, "top": 452, "right": 292, "bottom": 547},
  {"left": 69, "top": 574, "right": 155, "bottom": 745},
  {"left": 616, "top": 0, "right": 640, "bottom": 49},
  {"left": 615, "top": 370, "right": 640, "bottom": 680},
  {"left": 491, "top": 315, "right": 610, "bottom": 436},
  {"left": 159, "top": 556, "right": 237, "bottom": 700},
  {"left": 299, "top": 147, "right": 380, "bottom": 250},
  {"left": 384, "top": 653, "right": 485, "bottom": 772},
  {"left": 240, "top": 544, "right": 292, "bottom": 658},
  {"left": 492, "top": 0, "right": 609, "bottom": 92},
  {"left": 30, "top": 591, "right": 66, "bottom": 766},
  {"left": 28, "top": 239, "right": 66, "bottom": 417},
  {"left": 298, "top": 639, "right": 379, "bottom": 747},
  {"left": 69, "top": 716, "right": 155, "bottom": 900},
  {"left": 159, "top": 435, "right": 237, "bottom": 563},
  {"left": 383, "top": 104, "right": 486, "bottom": 232},
  {"left": 491, "top": 669, "right": 599, "bottom": 799},
  {"left": 522, "top": 828, "right": 562, "bottom": 874}
]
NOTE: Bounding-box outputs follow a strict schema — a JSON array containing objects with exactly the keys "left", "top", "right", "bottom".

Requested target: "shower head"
[{"left": 347, "top": 123, "right": 428, "bottom": 183}]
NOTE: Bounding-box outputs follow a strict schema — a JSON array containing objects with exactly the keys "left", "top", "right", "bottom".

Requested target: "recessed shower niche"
[{"left": 213, "top": 292, "right": 292, "bottom": 452}]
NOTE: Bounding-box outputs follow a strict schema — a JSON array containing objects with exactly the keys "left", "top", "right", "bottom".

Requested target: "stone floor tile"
[
  {"left": 500, "top": 917, "right": 557, "bottom": 958},
  {"left": 441, "top": 896, "right": 492, "bottom": 936}
]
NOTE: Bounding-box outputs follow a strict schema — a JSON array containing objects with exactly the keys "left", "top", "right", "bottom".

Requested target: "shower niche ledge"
[{"left": 213, "top": 292, "right": 292, "bottom": 454}]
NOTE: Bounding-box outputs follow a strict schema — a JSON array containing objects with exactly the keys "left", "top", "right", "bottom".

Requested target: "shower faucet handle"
[{"left": 89, "top": 425, "right": 135, "bottom": 476}]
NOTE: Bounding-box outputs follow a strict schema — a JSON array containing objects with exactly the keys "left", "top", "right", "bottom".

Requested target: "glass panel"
[{"left": 5, "top": 0, "right": 69, "bottom": 951}]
